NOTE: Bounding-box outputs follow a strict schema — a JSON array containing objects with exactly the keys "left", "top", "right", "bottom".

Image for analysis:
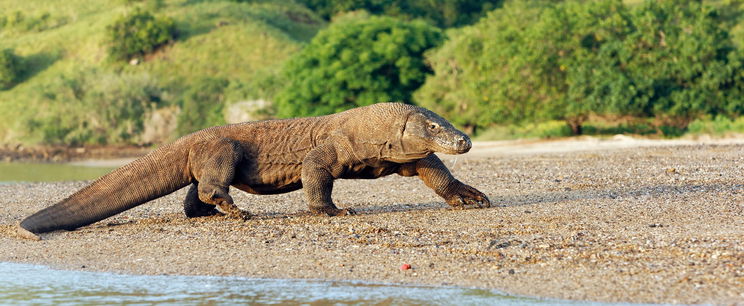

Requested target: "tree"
[
  {"left": 619, "top": 0, "right": 743, "bottom": 129},
  {"left": 415, "top": 0, "right": 743, "bottom": 135},
  {"left": 275, "top": 15, "right": 442, "bottom": 118},
  {"left": 296, "top": 0, "right": 503, "bottom": 28}
]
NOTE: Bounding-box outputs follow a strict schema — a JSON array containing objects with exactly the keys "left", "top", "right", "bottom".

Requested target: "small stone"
[{"left": 400, "top": 264, "right": 412, "bottom": 270}]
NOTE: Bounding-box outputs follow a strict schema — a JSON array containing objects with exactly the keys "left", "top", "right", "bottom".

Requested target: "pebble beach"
[{"left": 1, "top": 137, "right": 742, "bottom": 304}]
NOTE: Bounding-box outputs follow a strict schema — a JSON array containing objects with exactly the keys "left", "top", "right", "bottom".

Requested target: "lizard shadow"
[
  {"left": 253, "top": 182, "right": 743, "bottom": 218},
  {"left": 493, "top": 182, "right": 743, "bottom": 207},
  {"left": 251, "top": 202, "right": 465, "bottom": 219}
]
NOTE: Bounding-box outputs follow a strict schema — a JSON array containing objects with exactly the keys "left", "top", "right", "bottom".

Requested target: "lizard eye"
[{"left": 428, "top": 123, "right": 439, "bottom": 130}]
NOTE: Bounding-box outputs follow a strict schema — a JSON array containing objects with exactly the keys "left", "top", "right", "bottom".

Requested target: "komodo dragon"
[{"left": 17, "top": 102, "right": 490, "bottom": 240}]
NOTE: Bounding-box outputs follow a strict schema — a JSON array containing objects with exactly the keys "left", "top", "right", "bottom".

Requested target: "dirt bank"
[
  {"left": 0, "top": 138, "right": 742, "bottom": 304},
  {"left": 0, "top": 144, "right": 151, "bottom": 163}
]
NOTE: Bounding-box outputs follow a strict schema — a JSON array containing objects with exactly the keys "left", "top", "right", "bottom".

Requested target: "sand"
[{"left": 1, "top": 137, "right": 742, "bottom": 304}]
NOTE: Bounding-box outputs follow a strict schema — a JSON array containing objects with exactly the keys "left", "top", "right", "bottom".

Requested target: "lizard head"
[{"left": 399, "top": 109, "right": 472, "bottom": 156}]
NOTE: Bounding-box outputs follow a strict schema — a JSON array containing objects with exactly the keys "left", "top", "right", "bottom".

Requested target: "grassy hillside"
[
  {"left": 0, "top": 0, "right": 741, "bottom": 145},
  {"left": 0, "top": 0, "right": 323, "bottom": 144}
]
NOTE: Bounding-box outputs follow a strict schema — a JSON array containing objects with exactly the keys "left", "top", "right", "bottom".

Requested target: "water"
[
  {"left": 0, "top": 262, "right": 582, "bottom": 305},
  {"left": 0, "top": 162, "right": 115, "bottom": 183}
]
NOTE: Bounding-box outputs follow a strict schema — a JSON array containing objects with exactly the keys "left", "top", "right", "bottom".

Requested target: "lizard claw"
[
  {"left": 310, "top": 206, "right": 356, "bottom": 216},
  {"left": 446, "top": 183, "right": 491, "bottom": 209}
]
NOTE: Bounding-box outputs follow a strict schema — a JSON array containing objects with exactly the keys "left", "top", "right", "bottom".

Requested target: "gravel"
[{"left": 1, "top": 138, "right": 742, "bottom": 304}]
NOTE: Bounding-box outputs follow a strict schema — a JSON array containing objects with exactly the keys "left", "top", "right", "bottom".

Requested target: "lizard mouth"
[{"left": 435, "top": 136, "right": 471, "bottom": 155}]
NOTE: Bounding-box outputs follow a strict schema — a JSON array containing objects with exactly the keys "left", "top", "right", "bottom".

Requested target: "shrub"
[
  {"left": 415, "top": 0, "right": 743, "bottom": 135},
  {"left": 25, "top": 69, "right": 164, "bottom": 145},
  {"left": 297, "top": 0, "right": 503, "bottom": 28},
  {"left": 176, "top": 77, "right": 229, "bottom": 136},
  {"left": 0, "top": 48, "right": 22, "bottom": 90},
  {"left": 106, "top": 9, "right": 177, "bottom": 61},
  {"left": 275, "top": 15, "right": 442, "bottom": 118}
]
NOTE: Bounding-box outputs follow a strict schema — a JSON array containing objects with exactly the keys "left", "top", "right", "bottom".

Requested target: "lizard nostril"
[{"left": 456, "top": 136, "right": 471, "bottom": 152}]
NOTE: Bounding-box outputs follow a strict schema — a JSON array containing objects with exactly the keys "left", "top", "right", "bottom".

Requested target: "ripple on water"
[{"left": 0, "top": 262, "right": 607, "bottom": 305}]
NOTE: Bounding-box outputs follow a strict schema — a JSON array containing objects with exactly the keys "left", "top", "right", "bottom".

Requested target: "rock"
[
  {"left": 141, "top": 106, "right": 180, "bottom": 144},
  {"left": 224, "top": 100, "right": 272, "bottom": 124}
]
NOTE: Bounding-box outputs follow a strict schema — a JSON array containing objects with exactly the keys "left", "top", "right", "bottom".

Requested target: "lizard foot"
[
  {"left": 184, "top": 183, "right": 222, "bottom": 218},
  {"left": 185, "top": 204, "right": 221, "bottom": 218},
  {"left": 446, "top": 183, "right": 491, "bottom": 209},
  {"left": 216, "top": 202, "right": 251, "bottom": 221},
  {"left": 310, "top": 206, "right": 356, "bottom": 217}
]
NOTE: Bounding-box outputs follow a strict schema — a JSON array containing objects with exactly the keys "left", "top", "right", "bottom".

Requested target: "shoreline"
[
  {"left": 1, "top": 139, "right": 743, "bottom": 304},
  {"left": 0, "top": 144, "right": 151, "bottom": 163},
  {"left": 3, "top": 134, "right": 744, "bottom": 164},
  {"left": 0, "top": 262, "right": 549, "bottom": 305}
]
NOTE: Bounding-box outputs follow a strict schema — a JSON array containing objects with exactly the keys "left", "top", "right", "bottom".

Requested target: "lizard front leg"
[
  {"left": 398, "top": 154, "right": 491, "bottom": 209},
  {"left": 302, "top": 144, "right": 354, "bottom": 216}
]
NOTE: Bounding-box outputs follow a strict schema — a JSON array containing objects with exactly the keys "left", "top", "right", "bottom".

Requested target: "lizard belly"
[
  {"left": 232, "top": 182, "right": 303, "bottom": 195},
  {"left": 233, "top": 163, "right": 303, "bottom": 195}
]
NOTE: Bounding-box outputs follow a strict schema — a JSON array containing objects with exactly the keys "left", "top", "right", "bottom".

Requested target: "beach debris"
[
  {"left": 488, "top": 240, "right": 511, "bottom": 249},
  {"left": 400, "top": 264, "right": 412, "bottom": 271}
]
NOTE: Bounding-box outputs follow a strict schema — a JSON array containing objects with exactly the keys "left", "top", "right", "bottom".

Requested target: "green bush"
[
  {"left": 687, "top": 115, "right": 744, "bottom": 136},
  {"left": 106, "top": 9, "right": 177, "bottom": 61},
  {"left": 176, "top": 77, "right": 229, "bottom": 136},
  {"left": 415, "top": 0, "right": 743, "bottom": 135},
  {"left": 297, "top": 0, "right": 503, "bottom": 28},
  {"left": 24, "top": 69, "right": 164, "bottom": 145},
  {"left": 275, "top": 15, "right": 442, "bottom": 118},
  {"left": 0, "top": 48, "right": 22, "bottom": 90}
]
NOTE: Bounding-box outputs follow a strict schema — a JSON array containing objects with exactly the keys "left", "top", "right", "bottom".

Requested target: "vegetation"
[
  {"left": 176, "top": 77, "right": 229, "bottom": 135},
  {"left": 296, "top": 0, "right": 503, "bottom": 28},
  {"left": 0, "top": 10, "right": 69, "bottom": 33},
  {"left": 24, "top": 69, "right": 164, "bottom": 145},
  {"left": 0, "top": 0, "right": 742, "bottom": 146},
  {"left": 0, "top": 0, "right": 323, "bottom": 144},
  {"left": 415, "top": 0, "right": 744, "bottom": 136},
  {"left": 0, "top": 48, "right": 22, "bottom": 90},
  {"left": 275, "top": 14, "right": 442, "bottom": 117},
  {"left": 106, "top": 9, "right": 177, "bottom": 61}
]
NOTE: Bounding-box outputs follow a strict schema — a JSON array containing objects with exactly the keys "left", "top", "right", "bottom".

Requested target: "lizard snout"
[{"left": 454, "top": 135, "right": 472, "bottom": 154}]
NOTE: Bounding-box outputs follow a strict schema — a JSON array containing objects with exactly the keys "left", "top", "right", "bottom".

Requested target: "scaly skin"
[{"left": 18, "top": 103, "right": 490, "bottom": 240}]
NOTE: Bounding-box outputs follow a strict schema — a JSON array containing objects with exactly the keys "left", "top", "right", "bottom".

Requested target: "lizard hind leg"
[
  {"left": 188, "top": 137, "right": 251, "bottom": 221},
  {"left": 183, "top": 183, "right": 221, "bottom": 218},
  {"left": 197, "top": 182, "right": 250, "bottom": 220}
]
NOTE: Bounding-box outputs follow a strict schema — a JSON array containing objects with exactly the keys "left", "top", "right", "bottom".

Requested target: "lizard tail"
[{"left": 19, "top": 144, "right": 192, "bottom": 235}]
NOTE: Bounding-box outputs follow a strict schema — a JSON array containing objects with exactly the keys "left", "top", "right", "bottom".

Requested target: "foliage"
[
  {"left": 415, "top": 0, "right": 744, "bottom": 135},
  {"left": 0, "top": 48, "right": 22, "bottom": 90},
  {"left": 24, "top": 69, "right": 164, "bottom": 145},
  {"left": 687, "top": 115, "right": 744, "bottom": 136},
  {"left": 0, "top": 10, "right": 68, "bottom": 33},
  {"left": 297, "top": 0, "right": 503, "bottom": 28},
  {"left": 176, "top": 77, "right": 229, "bottom": 136},
  {"left": 0, "top": 0, "right": 318, "bottom": 144},
  {"left": 106, "top": 8, "right": 177, "bottom": 61},
  {"left": 275, "top": 15, "right": 442, "bottom": 118}
]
